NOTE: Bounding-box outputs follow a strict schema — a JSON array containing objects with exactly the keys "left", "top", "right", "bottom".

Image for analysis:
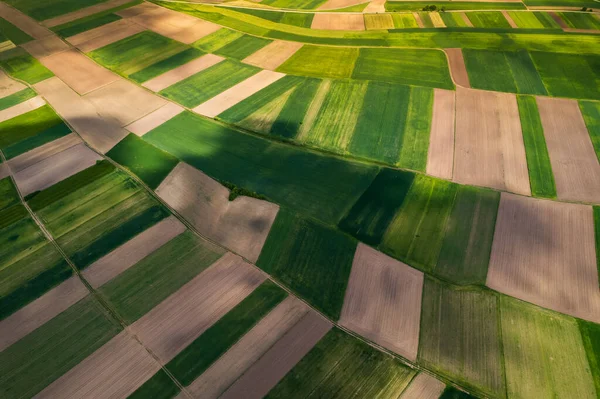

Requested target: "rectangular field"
[
  {"left": 385, "top": 2, "right": 527, "bottom": 11},
  {"left": 0, "top": 48, "right": 54, "bottom": 84},
  {"left": 579, "top": 100, "right": 600, "bottom": 163},
  {"left": 277, "top": 45, "right": 358, "bottom": 79},
  {"left": 4, "top": 0, "right": 108, "bottom": 21},
  {"left": 129, "top": 47, "right": 205, "bottom": 84},
  {"left": 558, "top": 12, "right": 600, "bottom": 30},
  {"left": 214, "top": 34, "right": 272, "bottom": 60},
  {"left": 392, "top": 13, "right": 419, "bottom": 28},
  {"left": 465, "top": 11, "right": 512, "bottom": 28}
]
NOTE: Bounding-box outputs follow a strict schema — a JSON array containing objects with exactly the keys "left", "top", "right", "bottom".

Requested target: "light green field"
[
  {"left": 440, "top": 12, "right": 470, "bottom": 28},
  {"left": 192, "top": 28, "right": 244, "bottom": 53},
  {"left": 364, "top": 14, "right": 395, "bottom": 30},
  {"left": 277, "top": 45, "right": 359, "bottom": 79},
  {"left": 507, "top": 11, "right": 546, "bottom": 29},
  {"left": 501, "top": 296, "right": 597, "bottom": 399},
  {"left": 0, "top": 48, "right": 54, "bottom": 84},
  {"left": 465, "top": 11, "right": 512, "bottom": 28},
  {"left": 213, "top": 34, "right": 272, "bottom": 60},
  {"left": 386, "top": 1, "right": 527, "bottom": 11},
  {"left": 392, "top": 13, "right": 419, "bottom": 28},
  {"left": 129, "top": 47, "right": 205, "bottom": 84}
]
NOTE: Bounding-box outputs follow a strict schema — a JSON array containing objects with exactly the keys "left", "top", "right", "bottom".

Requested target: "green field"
[
  {"left": 440, "top": 12, "right": 470, "bottom": 28},
  {"left": 595, "top": 207, "right": 600, "bottom": 285},
  {"left": 267, "top": 328, "right": 416, "bottom": 398},
  {"left": 260, "top": 0, "right": 327, "bottom": 9},
  {"left": 257, "top": 210, "right": 356, "bottom": 319},
  {"left": 277, "top": 45, "right": 359, "bottom": 79},
  {"left": 392, "top": 13, "right": 419, "bottom": 28},
  {"left": 418, "top": 12, "right": 435, "bottom": 28},
  {"left": 0, "top": 296, "right": 121, "bottom": 398},
  {"left": 280, "top": 12, "right": 314, "bottom": 28},
  {"left": 558, "top": 12, "right": 600, "bottom": 30},
  {"left": 579, "top": 319, "right": 600, "bottom": 396},
  {"left": 143, "top": 111, "right": 378, "bottom": 224},
  {"left": 128, "top": 370, "right": 180, "bottom": 399},
  {"left": 160, "top": 60, "right": 260, "bottom": 107},
  {"left": 465, "top": 11, "right": 512, "bottom": 28},
  {"left": 385, "top": 2, "right": 527, "bottom": 11},
  {"left": 463, "top": 49, "right": 547, "bottom": 95},
  {"left": 507, "top": 11, "right": 547, "bottom": 29},
  {"left": 0, "top": 48, "right": 54, "bottom": 84},
  {"left": 99, "top": 231, "right": 225, "bottom": 323},
  {"left": 0, "top": 87, "right": 36, "bottom": 111},
  {"left": 270, "top": 77, "right": 322, "bottom": 139},
  {"left": 106, "top": 134, "right": 179, "bottom": 189},
  {"left": 0, "top": 17, "right": 32, "bottom": 44},
  {"left": 501, "top": 296, "right": 597, "bottom": 398},
  {"left": 580, "top": 101, "right": 600, "bottom": 162},
  {"left": 381, "top": 175, "right": 458, "bottom": 272},
  {"left": 213, "top": 34, "right": 272, "bottom": 60},
  {"left": 436, "top": 186, "right": 499, "bottom": 285},
  {"left": 419, "top": 280, "right": 505, "bottom": 397},
  {"left": 129, "top": 47, "right": 205, "bottom": 83},
  {"left": 4, "top": 0, "right": 108, "bottom": 20},
  {"left": 88, "top": 31, "right": 189, "bottom": 77},
  {"left": 517, "top": 95, "right": 556, "bottom": 198}
]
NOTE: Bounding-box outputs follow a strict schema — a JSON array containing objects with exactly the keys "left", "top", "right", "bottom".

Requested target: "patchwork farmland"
[{"left": 0, "top": 0, "right": 598, "bottom": 398}]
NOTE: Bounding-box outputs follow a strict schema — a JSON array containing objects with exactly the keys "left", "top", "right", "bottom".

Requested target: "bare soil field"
[
  {"left": 84, "top": 216, "right": 186, "bottom": 288},
  {"left": 339, "top": 243, "right": 424, "bottom": 361},
  {"left": 84, "top": 79, "right": 166, "bottom": 127},
  {"left": 243, "top": 41, "right": 303, "bottom": 71},
  {"left": 536, "top": 97, "right": 600, "bottom": 203},
  {"left": 67, "top": 19, "right": 146, "bottom": 53},
  {"left": 119, "top": 3, "right": 221, "bottom": 44},
  {"left": 143, "top": 54, "right": 224, "bottom": 92},
  {"left": 0, "top": 2, "right": 53, "bottom": 39},
  {"left": 444, "top": 48, "right": 470, "bottom": 88},
  {"left": 364, "top": 0, "right": 386, "bottom": 13},
  {"left": 0, "top": 95, "right": 45, "bottom": 123},
  {"left": 319, "top": 0, "right": 370, "bottom": 10},
  {"left": 399, "top": 373, "right": 446, "bottom": 399},
  {"left": 454, "top": 87, "right": 530, "bottom": 196},
  {"left": 193, "top": 70, "right": 286, "bottom": 118},
  {"left": 34, "top": 77, "right": 128, "bottom": 153},
  {"left": 21, "top": 35, "right": 69, "bottom": 59},
  {"left": 487, "top": 193, "right": 600, "bottom": 323},
  {"left": 184, "top": 296, "right": 310, "bottom": 398},
  {"left": 129, "top": 253, "right": 266, "bottom": 362},
  {"left": 0, "top": 277, "right": 89, "bottom": 352},
  {"left": 13, "top": 142, "right": 103, "bottom": 196},
  {"left": 40, "top": 49, "right": 119, "bottom": 95},
  {"left": 36, "top": 330, "right": 160, "bottom": 399},
  {"left": 126, "top": 102, "right": 184, "bottom": 136},
  {"left": 43, "top": 0, "right": 135, "bottom": 28},
  {"left": 426, "top": 88, "right": 455, "bottom": 180},
  {"left": 8, "top": 133, "right": 81, "bottom": 173},
  {"left": 219, "top": 311, "right": 332, "bottom": 399},
  {"left": 0, "top": 70, "right": 26, "bottom": 99},
  {"left": 156, "top": 163, "right": 279, "bottom": 262},
  {"left": 311, "top": 13, "right": 366, "bottom": 30}
]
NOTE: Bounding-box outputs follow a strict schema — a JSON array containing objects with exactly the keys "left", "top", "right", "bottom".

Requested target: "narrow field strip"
[
  {"left": 0, "top": 96, "right": 44, "bottom": 124},
  {"left": 142, "top": 53, "right": 224, "bottom": 92},
  {"left": 0, "top": 70, "right": 27, "bottom": 99},
  {"left": 8, "top": 133, "right": 81, "bottom": 173},
  {"left": 311, "top": 13, "right": 365, "bottom": 30},
  {"left": 0, "top": 2, "right": 54, "bottom": 40},
  {"left": 125, "top": 102, "right": 184, "bottom": 136},
  {"left": 399, "top": 373, "right": 446, "bottom": 399},
  {"left": 426, "top": 88, "right": 455, "bottom": 179},
  {"left": 0, "top": 48, "right": 54, "bottom": 84},
  {"left": 444, "top": 48, "right": 470, "bottom": 87}
]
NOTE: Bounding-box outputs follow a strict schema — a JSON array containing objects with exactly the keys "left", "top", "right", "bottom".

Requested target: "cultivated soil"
[
  {"left": 426, "top": 88, "right": 455, "bottom": 180},
  {"left": 311, "top": 13, "right": 366, "bottom": 30},
  {"left": 243, "top": 41, "right": 304, "bottom": 71},
  {"left": 126, "top": 102, "right": 184, "bottom": 136}
]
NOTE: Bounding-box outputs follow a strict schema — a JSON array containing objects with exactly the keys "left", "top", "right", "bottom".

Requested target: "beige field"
[
  {"left": 364, "top": 0, "right": 386, "bottom": 13},
  {"left": 426, "top": 88, "right": 455, "bottom": 180},
  {"left": 399, "top": 373, "right": 446, "bottom": 399},
  {"left": 219, "top": 311, "right": 332, "bottom": 399},
  {"left": 119, "top": 3, "right": 221, "bottom": 44},
  {"left": 193, "top": 70, "right": 285, "bottom": 118},
  {"left": 0, "top": 70, "right": 26, "bottom": 99},
  {"left": 318, "top": 0, "right": 368, "bottom": 10},
  {"left": 37, "top": 331, "right": 160, "bottom": 399},
  {"left": 67, "top": 19, "right": 146, "bottom": 53},
  {"left": 413, "top": 12, "right": 425, "bottom": 28},
  {"left": 143, "top": 54, "right": 224, "bottom": 92},
  {"left": 501, "top": 10, "right": 518, "bottom": 27},
  {"left": 83, "top": 216, "right": 186, "bottom": 288},
  {"left": 460, "top": 12, "right": 474, "bottom": 27},
  {"left": 487, "top": 193, "right": 600, "bottom": 323},
  {"left": 536, "top": 97, "right": 600, "bottom": 203},
  {"left": 126, "top": 102, "right": 184, "bottom": 136},
  {"left": 444, "top": 48, "right": 470, "bottom": 87},
  {"left": 43, "top": 0, "right": 134, "bottom": 27},
  {"left": 243, "top": 41, "right": 303, "bottom": 70},
  {"left": 8, "top": 133, "right": 81, "bottom": 173},
  {"left": 34, "top": 77, "right": 128, "bottom": 153},
  {"left": 339, "top": 243, "right": 424, "bottom": 361},
  {"left": 13, "top": 143, "right": 102, "bottom": 196},
  {"left": 39, "top": 48, "right": 119, "bottom": 95},
  {"left": 156, "top": 163, "right": 279, "bottom": 262},
  {"left": 21, "top": 35, "right": 69, "bottom": 58},
  {"left": 183, "top": 296, "right": 310, "bottom": 399},
  {"left": 364, "top": 14, "right": 395, "bottom": 30},
  {"left": 311, "top": 13, "right": 366, "bottom": 30},
  {"left": 130, "top": 253, "right": 266, "bottom": 362},
  {"left": 0, "top": 277, "right": 88, "bottom": 352},
  {"left": 430, "top": 12, "right": 446, "bottom": 27},
  {"left": 0, "top": 96, "right": 45, "bottom": 123},
  {"left": 0, "top": 2, "right": 53, "bottom": 39},
  {"left": 454, "top": 87, "right": 530, "bottom": 196},
  {"left": 84, "top": 79, "right": 166, "bottom": 127},
  {"left": 548, "top": 11, "right": 569, "bottom": 28},
  {"left": 563, "top": 28, "right": 600, "bottom": 33},
  {"left": 0, "top": 164, "right": 8, "bottom": 180}
]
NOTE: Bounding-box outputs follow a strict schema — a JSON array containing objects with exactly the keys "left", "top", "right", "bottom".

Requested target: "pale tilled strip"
[
  {"left": 536, "top": 97, "right": 600, "bottom": 203},
  {"left": 364, "top": 0, "right": 386, "bottom": 13},
  {"left": 193, "top": 70, "right": 285, "bottom": 118},
  {"left": 42, "top": 0, "right": 136, "bottom": 28},
  {"left": 501, "top": 10, "right": 518, "bottom": 28},
  {"left": 426, "top": 89, "right": 455, "bottom": 180},
  {"left": 13, "top": 143, "right": 103, "bottom": 196},
  {"left": 242, "top": 41, "right": 303, "bottom": 71},
  {"left": 142, "top": 54, "right": 225, "bottom": 92},
  {"left": 83, "top": 216, "right": 187, "bottom": 288},
  {"left": 0, "top": 164, "right": 8, "bottom": 179},
  {"left": 36, "top": 331, "right": 161, "bottom": 399},
  {"left": 0, "top": 96, "right": 45, "bottom": 123},
  {"left": 339, "top": 243, "right": 424, "bottom": 361},
  {"left": 0, "top": 70, "right": 26, "bottom": 99},
  {"left": 8, "top": 133, "right": 81, "bottom": 173},
  {"left": 413, "top": 12, "right": 425, "bottom": 28},
  {"left": 21, "top": 35, "right": 69, "bottom": 59},
  {"left": 444, "top": 48, "right": 470, "bottom": 88},
  {"left": 219, "top": 311, "right": 333, "bottom": 399},
  {"left": 460, "top": 12, "right": 474, "bottom": 27},
  {"left": 430, "top": 12, "right": 446, "bottom": 28},
  {"left": 0, "top": 2, "right": 53, "bottom": 39},
  {"left": 126, "top": 103, "right": 185, "bottom": 136},
  {"left": 311, "top": 13, "right": 366, "bottom": 30},
  {"left": 182, "top": 296, "right": 310, "bottom": 399},
  {"left": 34, "top": 77, "right": 128, "bottom": 154},
  {"left": 40, "top": 49, "right": 119, "bottom": 95},
  {"left": 399, "top": 373, "right": 446, "bottom": 399},
  {"left": 129, "top": 252, "right": 266, "bottom": 363},
  {"left": 0, "top": 277, "right": 89, "bottom": 352},
  {"left": 67, "top": 19, "right": 146, "bottom": 53}
]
